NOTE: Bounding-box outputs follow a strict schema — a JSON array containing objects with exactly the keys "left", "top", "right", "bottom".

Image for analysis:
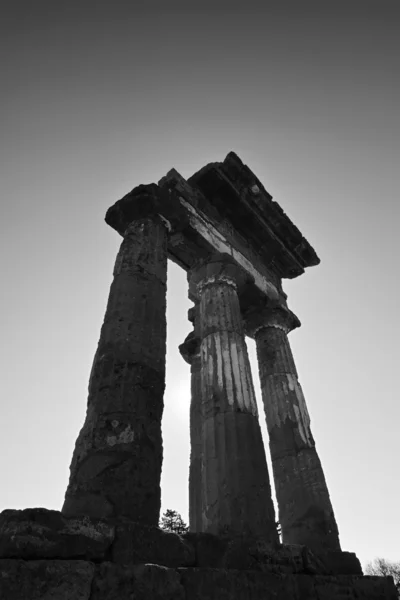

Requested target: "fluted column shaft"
[
  {"left": 179, "top": 322, "right": 202, "bottom": 532},
  {"left": 190, "top": 255, "right": 278, "bottom": 541},
  {"left": 252, "top": 308, "right": 340, "bottom": 552},
  {"left": 62, "top": 186, "right": 168, "bottom": 525}
]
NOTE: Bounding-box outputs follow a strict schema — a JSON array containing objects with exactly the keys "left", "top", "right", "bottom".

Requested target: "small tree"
[
  {"left": 160, "top": 509, "right": 189, "bottom": 535},
  {"left": 365, "top": 558, "right": 400, "bottom": 596}
]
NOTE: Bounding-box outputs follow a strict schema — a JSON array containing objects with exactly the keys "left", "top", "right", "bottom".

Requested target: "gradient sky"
[{"left": 1, "top": 0, "right": 399, "bottom": 569}]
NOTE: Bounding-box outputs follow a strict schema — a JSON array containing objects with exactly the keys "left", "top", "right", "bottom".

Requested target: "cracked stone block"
[
  {"left": 0, "top": 508, "right": 114, "bottom": 561},
  {"left": 185, "top": 534, "right": 329, "bottom": 575},
  {"left": 313, "top": 575, "right": 356, "bottom": 600},
  {"left": 63, "top": 201, "right": 168, "bottom": 524},
  {"left": 183, "top": 533, "right": 228, "bottom": 568},
  {"left": 111, "top": 520, "right": 195, "bottom": 567},
  {"left": 91, "top": 562, "right": 185, "bottom": 600},
  {"left": 178, "top": 567, "right": 301, "bottom": 600},
  {"left": 319, "top": 550, "right": 363, "bottom": 575},
  {"left": 312, "top": 574, "right": 398, "bottom": 600},
  {"left": 0, "top": 559, "right": 94, "bottom": 600},
  {"left": 351, "top": 575, "right": 399, "bottom": 599}
]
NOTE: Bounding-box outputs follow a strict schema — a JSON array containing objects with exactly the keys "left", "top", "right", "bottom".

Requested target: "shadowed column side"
[
  {"left": 189, "top": 253, "right": 278, "bottom": 541},
  {"left": 179, "top": 306, "right": 202, "bottom": 533},
  {"left": 246, "top": 305, "right": 341, "bottom": 552},
  {"left": 62, "top": 184, "right": 168, "bottom": 525}
]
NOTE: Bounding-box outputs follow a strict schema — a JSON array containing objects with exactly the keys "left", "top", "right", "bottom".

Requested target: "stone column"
[
  {"left": 62, "top": 184, "right": 168, "bottom": 525},
  {"left": 246, "top": 306, "right": 341, "bottom": 552},
  {"left": 179, "top": 307, "right": 202, "bottom": 532},
  {"left": 189, "top": 254, "right": 278, "bottom": 541}
]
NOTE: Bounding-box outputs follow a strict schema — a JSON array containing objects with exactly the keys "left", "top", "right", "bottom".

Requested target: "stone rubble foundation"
[{"left": 0, "top": 509, "right": 396, "bottom": 599}]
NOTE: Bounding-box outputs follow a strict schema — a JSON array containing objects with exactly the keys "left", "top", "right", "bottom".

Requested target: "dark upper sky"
[{"left": 1, "top": 0, "right": 399, "bottom": 566}]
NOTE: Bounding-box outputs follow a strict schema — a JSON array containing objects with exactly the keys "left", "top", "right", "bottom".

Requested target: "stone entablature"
[
  {"left": 159, "top": 167, "right": 285, "bottom": 306},
  {"left": 159, "top": 151, "right": 319, "bottom": 286},
  {"left": 188, "top": 152, "right": 320, "bottom": 278}
]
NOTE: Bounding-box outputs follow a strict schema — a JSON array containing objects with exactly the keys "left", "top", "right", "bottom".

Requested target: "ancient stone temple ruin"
[{"left": 0, "top": 152, "right": 396, "bottom": 598}]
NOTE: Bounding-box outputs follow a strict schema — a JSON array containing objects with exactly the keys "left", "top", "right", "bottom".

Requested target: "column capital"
[
  {"left": 244, "top": 304, "right": 301, "bottom": 337},
  {"left": 106, "top": 183, "right": 189, "bottom": 236},
  {"left": 179, "top": 331, "right": 201, "bottom": 365},
  {"left": 189, "top": 252, "right": 253, "bottom": 298}
]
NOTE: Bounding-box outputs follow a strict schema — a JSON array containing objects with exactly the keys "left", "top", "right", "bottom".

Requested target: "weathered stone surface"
[
  {"left": 111, "top": 520, "right": 195, "bottom": 567},
  {"left": 178, "top": 569, "right": 397, "bottom": 600},
  {"left": 0, "top": 559, "right": 396, "bottom": 599},
  {"left": 298, "top": 545, "right": 329, "bottom": 575},
  {"left": 178, "top": 568, "right": 301, "bottom": 600},
  {"left": 188, "top": 348, "right": 203, "bottom": 534},
  {"left": 313, "top": 575, "right": 356, "bottom": 599},
  {"left": 63, "top": 187, "right": 168, "bottom": 525},
  {"left": 91, "top": 562, "right": 185, "bottom": 600},
  {"left": 0, "top": 508, "right": 363, "bottom": 580},
  {"left": 186, "top": 152, "right": 320, "bottom": 279},
  {"left": 222, "top": 540, "right": 329, "bottom": 575},
  {"left": 0, "top": 508, "right": 114, "bottom": 561},
  {"left": 160, "top": 166, "right": 286, "bottom": 309},
  {"left": 351, "top": 574, "right": 399, "bottom": 599},
  {"left": 272, "top": 450, "right": 340, "bottom": 551},
  {"left": 188, "top": 254, "right": 278, "bottom": 541},
  {"left": 0, "top": 559, "right": 94, "bottom": 600},
  {"left": 221, "top": 538, "right": 285, "bottom": 573},
  {"left": 106, "top": 182, "right": 189, "bottom": 236},
  {"left": 320, "top": 550, "right": 363, "bottom": 575},
  {"left": 312, "top": 574, "right": 396, "bottom": 599},
  {"left": 184, "top": 533, "right": 330, "bottom": 575},
  {"left": 160, "top": 167, "right": 285, "bottom": 305},
  {"left": 179, "top": 324, "right": 203, "bottom": 534},
  {"left": 248, "top": 307, "right": 340, "bottom": 553},
  {"left": 183, "top": 533, "right": 228, "bottom": 568}
]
